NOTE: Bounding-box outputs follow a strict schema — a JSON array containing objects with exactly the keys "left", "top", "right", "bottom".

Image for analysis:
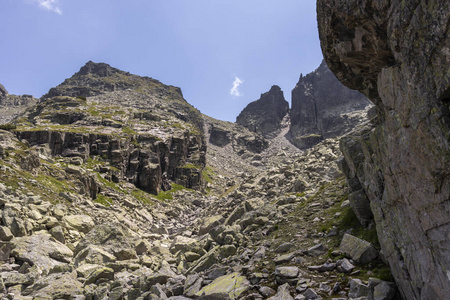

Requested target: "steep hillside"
[
  {"left": 318, "top": 1, "right": 449, "bottom": 299},
  {"left": 290, "top": 60, "right": 372, "bottom": 148}
]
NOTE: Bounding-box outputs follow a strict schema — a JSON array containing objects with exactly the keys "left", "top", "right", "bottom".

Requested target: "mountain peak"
[
  {"left": 76, "top": 61, "right": 127, "bottom": 77},
  {"left": 236, "top": 86, "right": 289, "bottom": 138}
]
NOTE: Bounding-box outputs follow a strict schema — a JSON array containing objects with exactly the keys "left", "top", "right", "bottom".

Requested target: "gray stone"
[
  {"left": 270, "top": 283, "right": 294, "bottom": 300},
  {"left": 187, "top": 246, "right": 219, "bottom": 274},
  {"left": 348, "top": 189, "right": 373, "bottom": 226},
  {"left": 275, "top": 242, "right": 294, "bottom": 253},
  {"left": 373, "top": 281, "right": 396, "bottom": 300},
  {"left": 290, "top": 59, "right": 370, "bottom": 149},
  {"left": 63, "top": 215, "right": 94, "bottom": 233},
  {"left": 349, "top": 279, "right": 370, "bottom": 298},
  {"left": 275, "top": 266, "right": 299, "bottom": 278},
  {"left": 74, "top": 245, "right": 116, "bottom": 266},
  {"left": 259, "top": 286, "right": 276, "bottom": 298},
  {"left": 49, "top": 226, "right": 65, "bottom": 244},
  {"left": 84, "top": 266, "right": 114, "bottom": 285},
  {"left": 307, "top": 244, "right": 326, "bottom": 256},
  {"left": 0, "top": 227, "right": 13, "bottom": 241},
  {"left": 184, "top": 273, "right": 203, "bottom": 297},
  {"left": 303, "top": 288, "right": 320, "bottom": 300},
  {"left": 21, "top": 272, "right": 83, "bottom": 297},
  {"left": 275, "top": 251, "right": 298, "bottom": 264},
  {"left": 10, "top": 217, "right": 27, "bottom": 237},
  {"left": 135, "top": 239, "right": 152, "bottom": 255},
  {"left": 10, "top": 234, "right": 73, "bottom": 273},
  {"left": 195, "top": 272, "right": 250, "bottom": 299},
  {"left": 199, "top": 215, "right": 224, "bottom": 235},
  {"left": 339, "top": 234, "right": 378, "bottom": 264},
  {"left": 337, "top": 258, "right": 354, "bottom": 273}
]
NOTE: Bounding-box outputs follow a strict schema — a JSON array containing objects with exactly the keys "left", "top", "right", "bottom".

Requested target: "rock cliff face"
[
  {"left": 236, "top": 85, "right": 289, "bottom": 138},
  {"left": 0, "top": 83, "right": 7, "bottom": 104},
  {"left": 0, "top": 84, "right": 37, "bottom": 124},
  {"left": 12, "top": 62, "right": 206, "bottom": 194},
  {"left": 289, "top": 60, "right": 372, "bottom": 149},
  {"left": 317, "top": 1, "right": 449, "bottom": 299}
]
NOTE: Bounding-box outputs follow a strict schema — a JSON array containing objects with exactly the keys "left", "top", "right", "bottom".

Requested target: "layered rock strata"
[
  {"left": 290, "top": 60, "right": 372, "bottom": 148},
  {"left": 317, "top": 1, "right": 450, "bottom": 299},
  {"left": 236, "top": 85, "right": 289, "bottom": 138}
]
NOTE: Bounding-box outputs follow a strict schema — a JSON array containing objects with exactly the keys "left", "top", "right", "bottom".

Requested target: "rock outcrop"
[
  {"left": 317, "top": 1, "right": 449, "bottom": 299},
  {"left": 236, "top": 85, "right": 289, "bottom": 138},
  {"left": 0, "top": 83, "right": 7, "bottom": 104},
  {"left": 289, "top": 60, "right": 372, "bottom": 148},
  {"left": 12, "top": 61, "right": 206, "bottom": 194},
  {"left": 0, "top": 84, "right": 37, "bottom": 124}
]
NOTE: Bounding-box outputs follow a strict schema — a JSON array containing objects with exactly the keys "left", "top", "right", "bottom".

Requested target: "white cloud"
[
  {"left": 31, "top": 0, "right": 62, "bottom": 15},
  {"left": 230, "top": 77, "right": 243, "bottom": 97}
]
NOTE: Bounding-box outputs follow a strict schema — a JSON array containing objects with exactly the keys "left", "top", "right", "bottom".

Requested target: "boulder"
[
  {"left": 10, "top": 233, "right": 73, "bottom": 273},
  {"left": 74, "top": 224, "right": 137, "bottom": 261},
  {"left": 349, "top": 279, "right": 370, "bottom": 299},
  {"left": 195, "top": 272, "right": 250, "bottom": 298},
  {"left": 339, "top": 234, "right": 378, "bottom": 264},
  {"left": 22, "top": 272, "right": 83, "bottom": 297},
  {"left": 270, "top": 283, "right": 294, "bottom": 300},
  {"left": 74, "top": 245, "right": 116, "bottom": 266},
  {"left": 63, "top": 215, "right": 94, "bottom": 233},
  {"left": 199, "top": 215, "right": 224, "bottom": 235},
  {"left": 0, "top": 226, "right": 13, "bottom": 241},
  {"left": 84, "top": 266, "right": 114, "bottom": 285}
]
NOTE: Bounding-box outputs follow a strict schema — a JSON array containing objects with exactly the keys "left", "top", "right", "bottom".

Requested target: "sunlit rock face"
[{"left": 317, "top": 1, "right": 449, "bottom": 299}]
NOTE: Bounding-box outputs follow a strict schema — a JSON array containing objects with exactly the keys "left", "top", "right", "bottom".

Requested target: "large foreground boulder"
[{"left": 10, "top": 233, "right": 73, "bottom": 273}]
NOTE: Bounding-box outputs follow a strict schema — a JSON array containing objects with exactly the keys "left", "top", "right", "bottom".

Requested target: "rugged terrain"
[
  {"left": 289, "top": 60, "right": 372, "bottom": 149},
  {"left": 0, "top": 84, "right": 37, "bottom": 125},
  {"left": 317, "top": 0, "right": 449, "bottom": 299},
  {"left": 235, "top": 62, "right": 371, "bottom": 150},
  {"left": 0, "top": 61, "right": 399, "bottom": 299},
  {"left": 236, "top": 86, "right": 289, "bottom": 139}
]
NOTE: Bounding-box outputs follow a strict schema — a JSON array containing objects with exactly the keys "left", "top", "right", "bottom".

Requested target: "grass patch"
[
  {"left": 202, "top": 166, "right": 214, "bottom": 184},
  {"left": 0, "top": 124, "right": 17, "bottom": 131},
  {"left": 131, "top": 189, "right": 155, "bottom": 205},
  {"left": 181, "top": 163, "right": 202, "bottom": 169},
  {"left": 96, "top": 173, "right": 123, "bottom": 193},
  {"left": 94, "top": 194, "right": 113, "bottom": 207},
  {"left": 122, "top": 126, "right": 136, "bottom": 135},
  {"left": 154, "top": 183, "right": 190, "bottom": 202}
]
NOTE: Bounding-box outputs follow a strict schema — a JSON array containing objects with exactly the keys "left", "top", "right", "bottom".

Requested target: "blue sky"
[{"left": 0, "top": 0, "right": 323, "bottom": 122}]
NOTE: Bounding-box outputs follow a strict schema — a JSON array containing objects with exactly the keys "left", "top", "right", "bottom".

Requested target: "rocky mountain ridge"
[
  {"left": 235, "top": 60, "right": 371, "bottom": 149},
  {"left": 0, "top": 61, "right": 399, "bottom": 299}
]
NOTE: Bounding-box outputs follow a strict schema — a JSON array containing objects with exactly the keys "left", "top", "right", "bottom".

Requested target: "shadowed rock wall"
[
  {"left": 236, "top": 85, "right": 289, "bottom": 138},
  {"left": 317, "top": 1, "right": 449, "bottom": 299},
  {"left": 290, "top": 60, "right": 371, "bottom": 148}
]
